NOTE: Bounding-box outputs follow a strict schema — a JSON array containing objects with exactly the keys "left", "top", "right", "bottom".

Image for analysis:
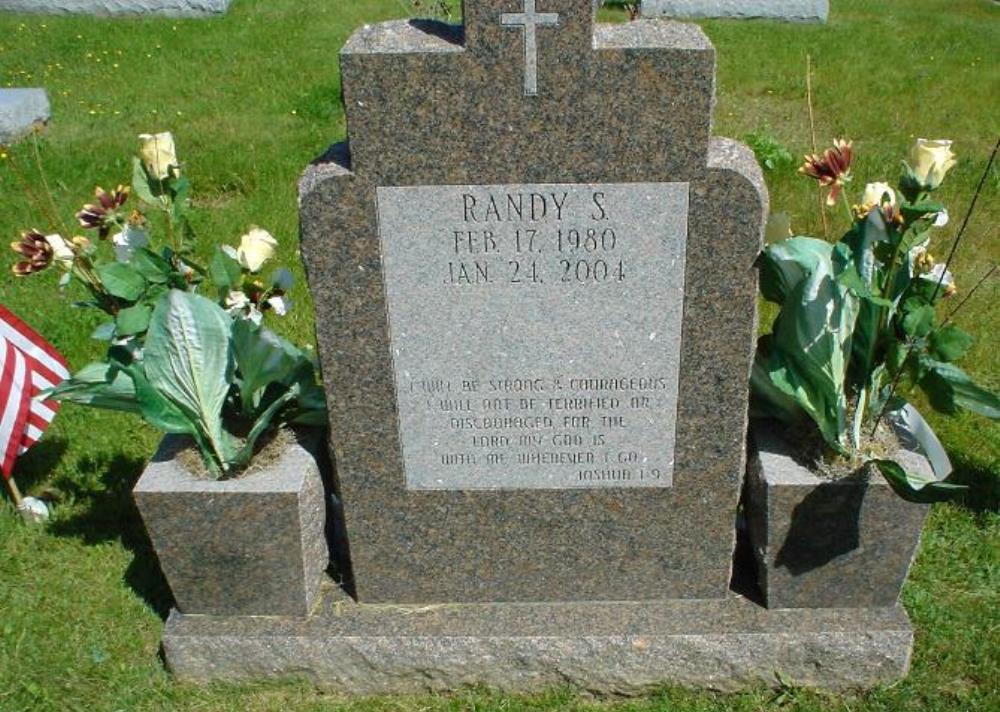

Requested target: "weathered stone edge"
[{"left": 163, "top": 596, "right": 914, "bottom": 693}]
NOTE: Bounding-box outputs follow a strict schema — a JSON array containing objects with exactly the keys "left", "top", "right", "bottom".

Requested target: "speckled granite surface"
[
  {"left": 0, "top": 0, "right": 230, "bottom": 16},
  {"left": 746, "top": 425, "right": 931, "bottom": 609},
  {"left": 133, "top": 433, "right": 331, "bottom": 617},
  {"left": 162, "top": 589, "right": 914, "bottom": 692},
  {"left": 299, "top": 2, "right": 766, "bottom": 603}
]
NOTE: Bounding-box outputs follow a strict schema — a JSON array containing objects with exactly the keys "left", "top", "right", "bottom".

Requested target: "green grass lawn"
[{"left": 1, "top": 0, "right": 997, "bottom": 709}]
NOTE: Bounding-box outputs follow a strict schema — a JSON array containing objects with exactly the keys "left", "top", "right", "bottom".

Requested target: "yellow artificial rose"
[
  {"left": 910, "top": 139, "right": 956, "bottom": 190},
  {"left": 138, "top": 132, "right": 178, "bottom": 180},
  {"left": 862, "top": 181, "right": 896, "bottom": 208},
  {"left": 236, "top": 228, "right": 277, "bottom": 273}
]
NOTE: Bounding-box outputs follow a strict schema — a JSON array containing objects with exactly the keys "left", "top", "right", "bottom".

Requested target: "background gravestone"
[
  {"left": 641, "top": 0, "right": 830, "bottom": 23},
  {"left": 0, "top": 89, "right": 50, "bottom": 144},
  {"left": 0, "top": 0, "right": 230, "bottom": 16},
  {"left": 299, "top": 0, "right": 766, "bottom": 604}
]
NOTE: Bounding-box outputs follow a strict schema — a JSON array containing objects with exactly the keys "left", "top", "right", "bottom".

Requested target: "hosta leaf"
[
  {"left": 44, "top": 362, "right": 140, "bottom": 414},
  {"left": 765, "top": 239, "right": 859, "bottom": 452},
  {"left": 231, "top": 318, "right": 302, "bottom": 414},
  {"left": 757, "top": 237, "right": 834, "bottom": 305},
  {"left": 144, "top": 290, "right": 235, "bottom": 466}
]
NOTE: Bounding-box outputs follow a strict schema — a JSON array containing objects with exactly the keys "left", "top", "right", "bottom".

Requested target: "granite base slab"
[
  {"left": 163, "top": 590, "right": 914, "bottom": 694},
  {"left": 0, "top": 89, "right": 50, "bottom": 144}
]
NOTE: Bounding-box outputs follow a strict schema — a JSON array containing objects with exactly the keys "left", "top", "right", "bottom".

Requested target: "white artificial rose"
[
  {"left": 862, "top": 181, "right": 896, "bottom": 208},
  {"left": 235, "top": 228, "right": 277, "bottom": 273},
  {"left": 267, "top": 295, "right": 291, "bottom": 316},
  {"left": 932, "top": 209, "right": 949, "bottom": 228},
  {"left": 910, "top": 139, "right": 956, "bottom": 189},
  {"left": 111, "top": 224, "right": 150, "bottom": 263},
  {"left": 44, "top": 234, "right": 74, "bottom": 269},
  {"left": 138, "top": 132, "right": 178, "bottom": 180}
]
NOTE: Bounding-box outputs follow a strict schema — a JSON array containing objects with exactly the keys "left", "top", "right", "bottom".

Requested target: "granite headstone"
[
  {"left": 159, "top": 2, "right": 920, "bottom": 692},
  {"left": 299, "top": 0, "right": 766, "bottom": 604}
]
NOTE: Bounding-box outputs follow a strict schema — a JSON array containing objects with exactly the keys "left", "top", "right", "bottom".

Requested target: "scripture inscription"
[{"left": 377, "top": 183, "right": 688, "bottom": 490}]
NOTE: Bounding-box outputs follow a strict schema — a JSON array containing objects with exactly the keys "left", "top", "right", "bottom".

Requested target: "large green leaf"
[
  {"left": 231, "top": 319, "right": 301, "bottom": 415},
  {"left": 757, "top": 237, "right": 835, "bottom": 305},
  {"left": 872, "top": 459, "right": 966, "bottom": 504},
  {"left": 763, "top": 239, "right": 860, "bottom": 452},
  {"left": 44, "top": 362, "right": 140, "bottom": 414},
  {"left": 144, "top": 290, "right": 235, "bottom": 468},
  {"left": 749, "top": 339, "right": 808, "bottom": 424},
  {"left": 127, "top": 364, "right": 199, "bottom": 435}
]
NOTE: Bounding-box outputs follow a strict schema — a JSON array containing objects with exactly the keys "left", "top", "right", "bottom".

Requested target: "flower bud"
[
  {"left": 138, "top": 132, "right": 178, "bottom": 180},
  {"left": 910, "top": 139, "right": 956, "bottom": 191}
]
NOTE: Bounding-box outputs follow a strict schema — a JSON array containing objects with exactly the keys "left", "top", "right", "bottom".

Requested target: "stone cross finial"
[{"left": 500, "top": 0, "right": 560, "bottom": 96}]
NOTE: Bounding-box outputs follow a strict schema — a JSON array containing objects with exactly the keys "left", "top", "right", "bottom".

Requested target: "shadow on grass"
[
  {"left": 47, "top": 452, "right": 174, "bottom": 620},
  {"left": 10, "top": 437, "right": 69, "bottom": 495},
  {"left": 948, "top": 452, "right": 999, "bottom": 515}
]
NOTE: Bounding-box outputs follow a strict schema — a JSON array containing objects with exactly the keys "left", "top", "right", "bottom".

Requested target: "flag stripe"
[
  {"left": 1, "top": 341, "right": 31, "bottom": 477},
  {"left": 0, "top": 306, "right": 69, "bottom": 379},
  {"left": 0, "top": 305, "right": 70, "bottom": 478}
]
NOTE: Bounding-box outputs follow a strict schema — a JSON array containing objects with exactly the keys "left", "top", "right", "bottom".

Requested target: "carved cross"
[{"left": 500, "top": 0, "right": 560, "bottom": 97}]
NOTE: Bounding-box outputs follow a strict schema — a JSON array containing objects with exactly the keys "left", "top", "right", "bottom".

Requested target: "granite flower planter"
[
  {"left": 133, "top": 431, "right": 331, "bottom": 617},
  {"left": 745, "top": 423, "right": 935, "bottom": 609}
]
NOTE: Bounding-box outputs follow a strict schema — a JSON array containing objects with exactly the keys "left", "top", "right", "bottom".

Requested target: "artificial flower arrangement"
[
  {"left": 752, "top": 138, "right": 998, "bottom": 501},
  {"left": 10, "top": 133, "right": 326, "bottom": 478}
]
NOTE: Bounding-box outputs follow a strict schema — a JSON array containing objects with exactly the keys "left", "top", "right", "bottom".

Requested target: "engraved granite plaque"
[{"left": 376, "top": 182, "right": 688, "bottom": 490}]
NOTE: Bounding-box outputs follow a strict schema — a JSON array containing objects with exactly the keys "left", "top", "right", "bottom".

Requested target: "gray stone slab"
[
  {"left": 377, "top": 182, "right": 689, "bottom": 491},
  {"left": 0, "top": 0, "right": 230, "bottom": 16},
  {"left": 133, "top": 433, "right": 330, "bottom": 617},
  {"left": 0, "top": 88, "right": 50, "bottom": 144},
  {"left": 299, "top": 2, "right": 766, "bottom": 604},
  {"left": 746, "top": 425, "right": 930, "bottom": 609},
  {"left": 642, "top": 0, "right": 829, "bottom": 23},
  {"left": 162, "top": 590, "right": 915, "bottom": 693}
]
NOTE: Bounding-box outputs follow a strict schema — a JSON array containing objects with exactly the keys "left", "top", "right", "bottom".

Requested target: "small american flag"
[{"left": 0, "top": 305, "right": 70, "bottom": 479}]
